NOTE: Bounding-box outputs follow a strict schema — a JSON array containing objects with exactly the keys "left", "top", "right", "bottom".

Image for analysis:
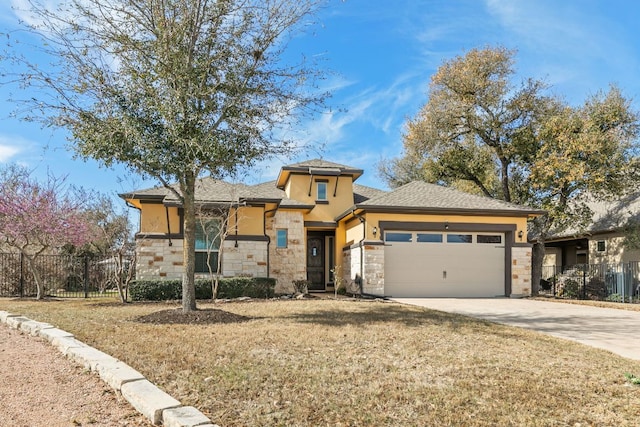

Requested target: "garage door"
[{"left": 384, "top": 231, "right": 505, "bottom": 297}]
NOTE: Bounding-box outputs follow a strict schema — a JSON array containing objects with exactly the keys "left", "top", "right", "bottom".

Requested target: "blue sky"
[{"left": 1, "top": 0, "right": 640, "bottom": 196}]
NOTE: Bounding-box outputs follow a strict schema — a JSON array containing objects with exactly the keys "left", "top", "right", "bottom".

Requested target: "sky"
[{"left": 1, "top": 0, "right": 640, "bottom": 198}]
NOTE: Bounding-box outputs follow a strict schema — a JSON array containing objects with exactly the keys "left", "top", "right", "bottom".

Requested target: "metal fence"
[
  {"left": 540, "top": 262, "right": 640, "bottom": 303},
  {"left": 0, "top": 252, "right": 134, "bottom": 298}
]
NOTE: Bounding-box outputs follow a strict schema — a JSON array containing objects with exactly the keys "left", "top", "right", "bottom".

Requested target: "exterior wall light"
[
  {"left": 518, "top": 230, "right": 524, "bottom": 241},
  {"left": 372, "top": 226, "right": 378, "bottom": 237}
]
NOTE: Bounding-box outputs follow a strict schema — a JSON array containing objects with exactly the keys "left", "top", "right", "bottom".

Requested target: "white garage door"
[{"left": 384, "top": 231, "right": 505, "bottom": 297}]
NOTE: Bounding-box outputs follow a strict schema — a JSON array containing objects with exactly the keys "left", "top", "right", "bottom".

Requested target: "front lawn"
[{"left": 1, "top": 297, "right": 639, "bottom": 426}]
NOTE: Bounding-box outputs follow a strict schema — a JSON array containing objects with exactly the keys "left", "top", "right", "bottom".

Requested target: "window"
[
  {"left": 195, "top": 219, "right": 221, "bottom": 273},
  {"left": 477, "top": 235, "right": 502, "bottom": 244},
  {"left": 417, "top": 233, "right": 443, "bottom": 243},
  {"left": 385, "top": 232, "right": 412, "bottom": 242},
  {"left": 276, "top": 229, "right": 288, "bottom": 248},
  {"left": 597, "top": 240, "right": 606, "bottom": 252},
  {"left": 447, "top": 234, "right": 472, "bottom": 243},
  {"left": 317, "top": 181, "right": 328, "bottom": 201}
]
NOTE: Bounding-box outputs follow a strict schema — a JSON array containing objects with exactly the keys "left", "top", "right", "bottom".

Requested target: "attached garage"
[{"left": 383, "top": 231, "right": 505, "bottom": 297}]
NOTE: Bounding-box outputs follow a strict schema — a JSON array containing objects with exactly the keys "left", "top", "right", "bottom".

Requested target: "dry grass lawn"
[{"left": 1, "top": 297, "right": 640, "bottom": 426}]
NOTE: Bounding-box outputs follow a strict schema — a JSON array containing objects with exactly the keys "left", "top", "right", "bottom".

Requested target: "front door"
[{"left": 307, "top": 234, "right": 325, "bottom": 291}]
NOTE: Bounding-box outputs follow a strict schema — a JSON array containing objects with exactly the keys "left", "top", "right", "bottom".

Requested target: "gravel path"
[{"left": 0, "top": 325, "right": 150, "bottom": 427}]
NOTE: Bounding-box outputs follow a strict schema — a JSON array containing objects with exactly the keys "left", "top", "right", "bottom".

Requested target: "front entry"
[
  {"left": 306, "top": 231, "right": 335, "bottom": 291},
  {"left": 306, "top": 233, "right": 325, "bottom": 291}
]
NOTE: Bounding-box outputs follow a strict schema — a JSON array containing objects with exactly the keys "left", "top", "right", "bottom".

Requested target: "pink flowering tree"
[{"left": 0, "top": 165, "right": 96, "bottom": 299}]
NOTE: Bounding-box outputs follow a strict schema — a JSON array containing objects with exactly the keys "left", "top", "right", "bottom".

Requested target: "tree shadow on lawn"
[{"left": 285, "top": 302, "right": 489, "bottom": 329}]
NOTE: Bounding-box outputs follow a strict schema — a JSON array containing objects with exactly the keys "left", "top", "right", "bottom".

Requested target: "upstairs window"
[
  {"left": 316, "top": 181, "right": 328, "bottom": 201},
  {"left": 597, "top": 240, "right": 606, "bottom": 252}
]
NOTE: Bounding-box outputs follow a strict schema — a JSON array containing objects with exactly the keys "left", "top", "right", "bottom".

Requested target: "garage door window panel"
[
  {"left": 417, "top": 233, "right": 443, "bottom": 243},
  {"left": 477, "top": 235, "right": 502, "bottom": 244},
  {"left": 447, "top": 234, "right": 472, "bottom": 243},
  {"left": 386, "top": 232, "right": 412, "bottom": 242}
]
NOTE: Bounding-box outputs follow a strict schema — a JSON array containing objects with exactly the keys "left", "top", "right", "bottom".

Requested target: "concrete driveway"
[{"left": 392, "top": 298, "right": 640, "bottom": 361}]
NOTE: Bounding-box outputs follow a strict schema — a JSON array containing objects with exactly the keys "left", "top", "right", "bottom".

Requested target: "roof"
[
  {"left": 120, "top": 176, "right": 386, "bottom": 208},
  {"left": 337, "top": 181, "right": 544, "bottom": 218},
  {"left": 547, "top": 192, "right": 640, "bottom": 240},
  {"left": 275, "top": 158, "right": 363, "bottom": 189}
]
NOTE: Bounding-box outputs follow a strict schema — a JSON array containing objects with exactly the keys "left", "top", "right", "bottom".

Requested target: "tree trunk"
[
  {"left": 531, "top": 241, "right": 545, "bottom": 296},
  {"left": 181, "top": 172, "right": 198, "bottom": 312},
  {"left": 23, "top": 254, "right": 44, "bottom": 300}
]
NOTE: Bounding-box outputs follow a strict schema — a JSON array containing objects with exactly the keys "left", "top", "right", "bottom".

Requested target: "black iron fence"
[
  {"left": 541, "top": 262, "right": 640, "bottom": 303},
  {"left": 0, "top": 252, "right": 134, "bottom": 298}
]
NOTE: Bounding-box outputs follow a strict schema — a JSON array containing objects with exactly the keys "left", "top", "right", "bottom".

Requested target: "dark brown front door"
[{"left": 307, "top": 235, "right": 325, "bottom": 291}]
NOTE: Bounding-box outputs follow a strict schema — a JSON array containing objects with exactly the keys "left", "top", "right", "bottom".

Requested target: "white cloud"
[{"left": 0, "top": 144, "right": 21, "bottom": 162}]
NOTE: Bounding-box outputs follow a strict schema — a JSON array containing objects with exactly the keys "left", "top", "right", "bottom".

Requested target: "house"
[
  {"left": 120, "top": 159, "right": 543, "bottom": 297},
  {"left": 543, "top": 193, "right": 640, "bottom": 269}
]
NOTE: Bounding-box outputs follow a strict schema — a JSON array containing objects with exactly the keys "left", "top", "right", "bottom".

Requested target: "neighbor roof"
[
  {"left": 337, "top": 181, "right": 544, "bottom": 219},
  {"left": 547, "top": 192, "right": 640, "bottom": 240}
]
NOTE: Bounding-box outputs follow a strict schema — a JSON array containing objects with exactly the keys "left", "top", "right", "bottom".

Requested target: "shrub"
[{"left": 130, "top": 277, "right": 276, "bottom": 301}]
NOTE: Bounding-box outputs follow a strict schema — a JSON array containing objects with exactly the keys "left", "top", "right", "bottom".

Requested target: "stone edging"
[{"left": 0, "top": 310, "right": 218, "bottom": 427}]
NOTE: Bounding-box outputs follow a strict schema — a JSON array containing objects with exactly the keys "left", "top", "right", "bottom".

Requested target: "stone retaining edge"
[{"left": 0, "top": 310, "right": 218, "bottom": 427}]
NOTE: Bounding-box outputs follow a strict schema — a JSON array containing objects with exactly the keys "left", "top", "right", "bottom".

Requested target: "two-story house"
[{"left": 121, "top": 159, "right": 542, "bottom": 297}]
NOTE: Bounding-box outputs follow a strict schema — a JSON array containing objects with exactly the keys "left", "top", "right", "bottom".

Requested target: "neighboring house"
[
  {"left": 543, "top": 193, "right": 640, "bottom": 268},
  {"left": 120, "top": 159, "right": 543, "bottom": 297}
]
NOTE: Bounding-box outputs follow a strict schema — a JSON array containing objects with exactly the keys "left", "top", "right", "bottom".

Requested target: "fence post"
[
  {"left": 19, "top": 252, "right": 24, "bottom": 298},
  {"left": 84, "top": 256, "right": 89, "bottom": 298},
  {"left": 582, "top": 267, "right": 587, "bottom": 300}
]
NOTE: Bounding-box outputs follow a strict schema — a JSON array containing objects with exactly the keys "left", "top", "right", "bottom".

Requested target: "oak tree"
[
  {"left": 3, "top": 0, "right": 329, "bottom": 311},
  {"left": 383, "top": 46, "right": 640, "bottom": 293}
]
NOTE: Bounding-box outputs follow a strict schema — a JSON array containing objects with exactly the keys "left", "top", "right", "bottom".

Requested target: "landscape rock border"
[{"left": 0, "top": 310, "right": 218, "bottom": 427}]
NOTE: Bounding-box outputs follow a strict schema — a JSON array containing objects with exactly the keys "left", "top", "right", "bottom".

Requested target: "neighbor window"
[
  {"left": 316, "top": 181, "right": 328, "bottom": 201},
  {"left": 597, "top": 240, "right": 606, "bottom": 252},
  {"left": 276, "top": 229, "right": 288, "bottom": 248},
  {"left": 195, "top": 219, "right": 221, "bottom": 273}
]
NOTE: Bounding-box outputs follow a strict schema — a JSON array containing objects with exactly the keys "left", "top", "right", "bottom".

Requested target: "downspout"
[
  {"left": 264, "top": 207, "right": 279, "bottom": 278},
  {"left": 165, "top": 206, "right": 173, "bottom": 246}
]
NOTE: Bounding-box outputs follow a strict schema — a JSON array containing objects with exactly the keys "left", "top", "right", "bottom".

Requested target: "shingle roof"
[
  {"left": 356, "top": 181, "right": 542, "bottom": 215},
  {"left": 284, "top": 159, "right": 358, "bottom": 170},
  {"left": 548, "top": 192, "right": 640, "bottom": 239},
  {"left": 353, "top": 184, "right": 387, "bottom": 204}
]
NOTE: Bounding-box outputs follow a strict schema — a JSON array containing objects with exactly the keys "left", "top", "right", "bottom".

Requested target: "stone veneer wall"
[
  {"left": 220, "top": 239, "right": 268, "bottom": 278},
  {"left": 363, "top": 243, "right": 385, "bottom": 295},
  {"left": 135, "top": 237, "right": 184, "bottom": 280},
  {"left": 343, "top": 242, "right": 385, "bottom": 296},
  {"left": 511, "top": 245, "right": 533, "bottom": 297},
  {"left": 266, "top": 211, "right": 306, "bottom": 294}
]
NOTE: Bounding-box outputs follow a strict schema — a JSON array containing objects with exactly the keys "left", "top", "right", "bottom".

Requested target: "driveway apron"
[{"left": 392, "top": 298, "right": 640, "bottom": 361}]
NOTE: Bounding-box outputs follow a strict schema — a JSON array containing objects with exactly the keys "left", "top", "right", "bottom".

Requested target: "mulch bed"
[{"left": 135, "top": 308, "right": 254, "bottom": 325}]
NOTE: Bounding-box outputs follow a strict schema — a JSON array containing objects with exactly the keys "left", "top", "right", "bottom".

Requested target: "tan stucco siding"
[
  {"left": 589, "top": 233, "right": 640, "bottom": 265},
  {"left": 229, "top": 206, "right": 264, "bottom": 236},
  {"left": 285, "top": 174, "right": 356, "bottom": 221},
  {"left": 345, "top": 221, "right": 364, "bottom": 246},
  {"left": 140, "top": 203, "right": 181, "bottom": 234}
]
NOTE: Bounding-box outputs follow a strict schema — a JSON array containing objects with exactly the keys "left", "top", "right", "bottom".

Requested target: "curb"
[{"left": 0, "top": 310, "right": 218, "bottom": 427}]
